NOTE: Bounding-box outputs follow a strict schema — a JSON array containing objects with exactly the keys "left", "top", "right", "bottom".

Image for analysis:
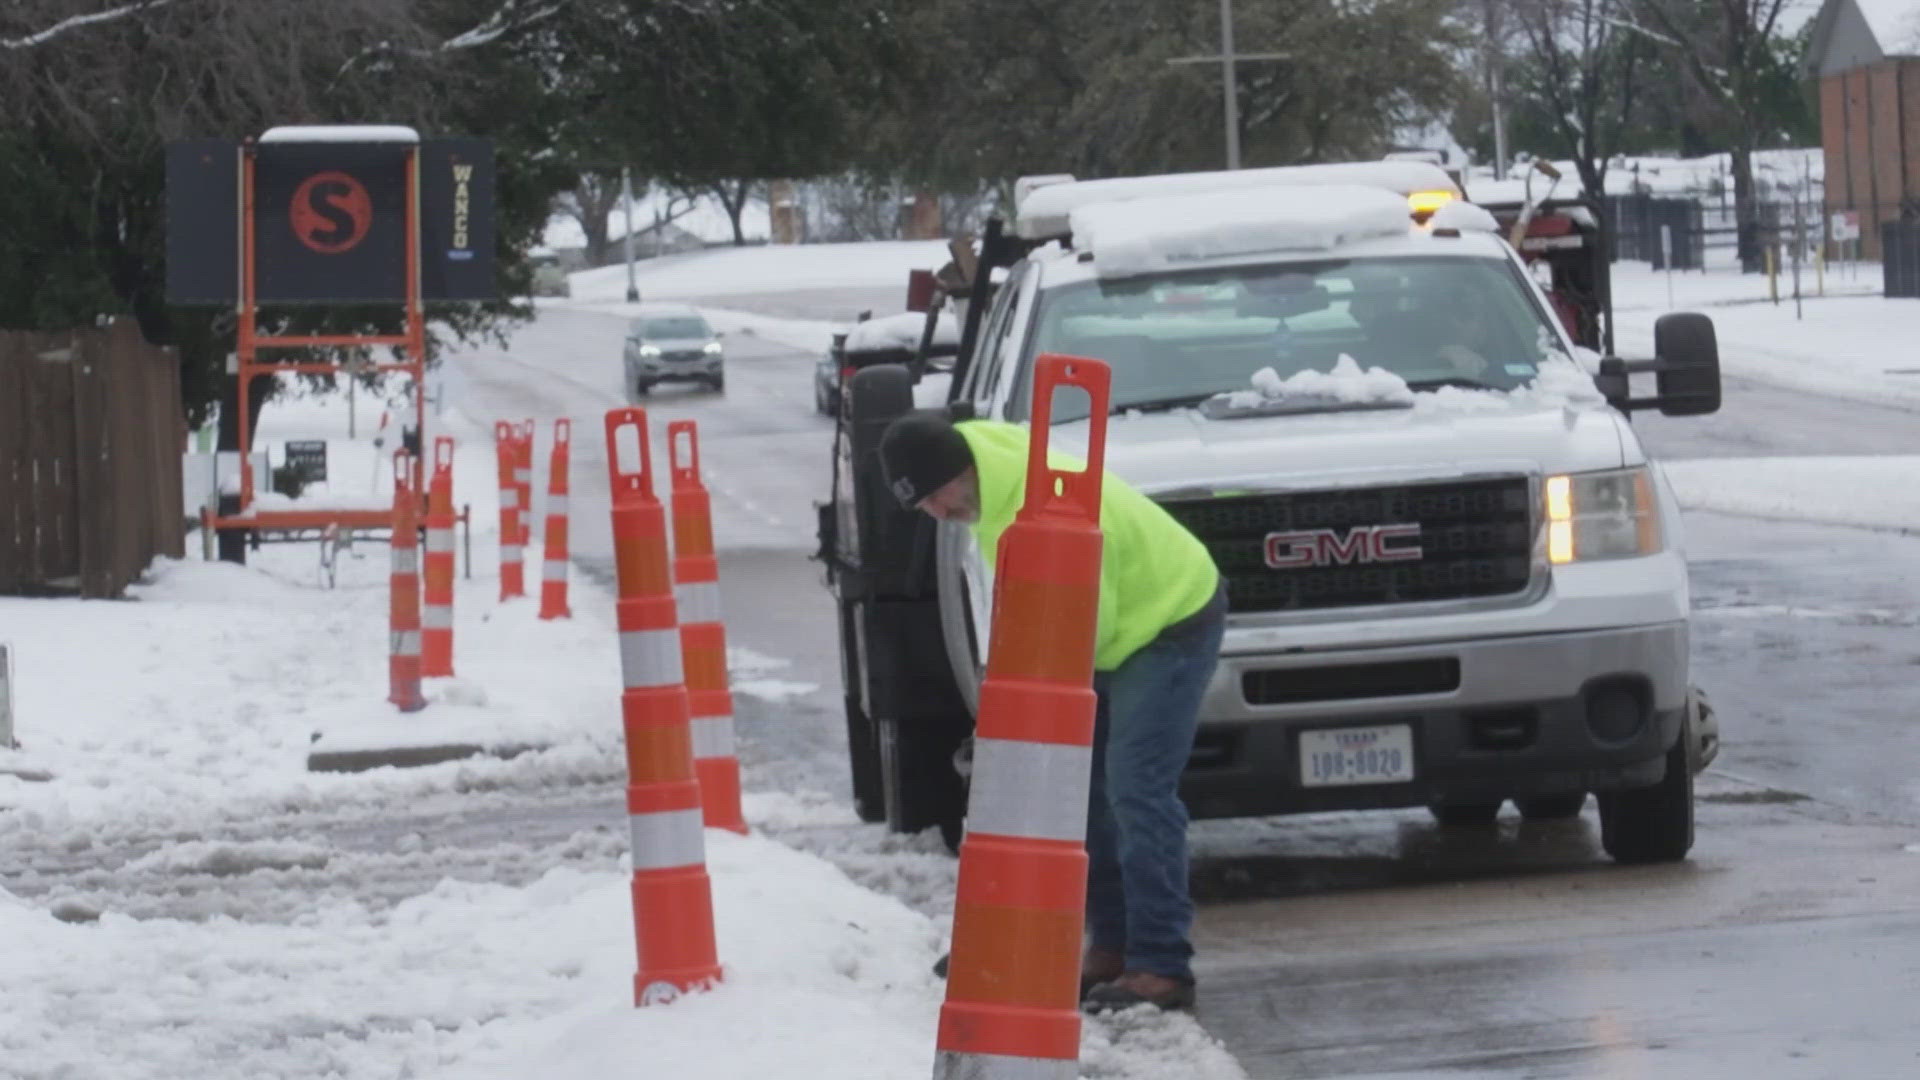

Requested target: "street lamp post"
[{"left": 622, "top": 165, "right": 639, "bottom": 303}]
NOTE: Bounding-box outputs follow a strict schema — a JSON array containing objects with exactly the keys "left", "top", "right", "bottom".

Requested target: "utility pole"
[
  {"left": 1167, "top": 0, "right": 1287, "bottom": 171},
  {"left": 622, "top": 165, "right": 639, "bottom": 303},
  {"left": 1490, "top": 61, "right": 1510, "bottom": 179},
  {"left": 1219, "top": 0, "right": 1241, "bottom": 170},
  {"left": 1484, "top": 0, "right": 1510, "bottom": 178}
]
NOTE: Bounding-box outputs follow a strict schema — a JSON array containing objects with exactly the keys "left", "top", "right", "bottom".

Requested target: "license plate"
[{"left": 1299, "top": 724, "right": 1415, "bottom": 787}]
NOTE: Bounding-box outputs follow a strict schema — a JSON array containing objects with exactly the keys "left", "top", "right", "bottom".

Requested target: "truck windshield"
[
  {"left": 640, "top": 317, "right": 712, "bottom": 339},
  {"left": 1014, "top": 255, "right": 1564, "bottom": 421}
]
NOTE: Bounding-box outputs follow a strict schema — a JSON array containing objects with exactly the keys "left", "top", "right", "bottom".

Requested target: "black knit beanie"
[{"left": 878, "top": 410, "right": 975, "bottom": 508}]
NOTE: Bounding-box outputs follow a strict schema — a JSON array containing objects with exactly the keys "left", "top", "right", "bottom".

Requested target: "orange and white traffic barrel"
[
  {"left": 388, "top": 450, "right": 428, "bottom": 713},
  {"left": 495, "top": 421, "right": 525, "bottom": 600},
  {"left": 934, "top": 355, "right": 1112, "bottom": 1080},
  {"left": 605, "top": 406, "right": 723, "bottom": 1006},
  {"left": 423, "top": 436, "right": 457, "bottom": 676},
  {"left": 515, "top": 418, "right": 536, "bottom": 560},
  {"left": 538, "top": 419, "right": 573, "bottom": 620},
  {"left": 666, "top": 420, "right": 747, "bottom": 834}
]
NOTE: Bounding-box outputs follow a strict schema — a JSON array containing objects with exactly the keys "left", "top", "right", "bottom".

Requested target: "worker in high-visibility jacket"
[{"left": 880, "top": 410, "right": 1225, "bottom": 1012}]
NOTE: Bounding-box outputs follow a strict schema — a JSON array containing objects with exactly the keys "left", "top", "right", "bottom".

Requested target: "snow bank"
[
  {"left": 1663, "top": 456, "right": 1920, "bottom": 533},
  {"left": 844, "top": 310, "right": 960, "bottom": 354}
]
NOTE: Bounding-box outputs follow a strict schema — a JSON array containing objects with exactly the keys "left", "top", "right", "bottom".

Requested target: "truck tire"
[
  {"left": 878, "top": 717, "right": 966, "bottom": 846},
  {"left": 1516, "top": 792, "right": 1586, "bottom": 820},
  {"left": 1597, "top": 735, "right": 1695, "bottom": 864},
  {"left": 844, "top": 692, "right": 886, "bottom": 823},
  {"left": 835, "top": 363, "right": 972, "bottom": 845},
  {"left": 837, "top": 598, "right": 885, "bottom": 823}
]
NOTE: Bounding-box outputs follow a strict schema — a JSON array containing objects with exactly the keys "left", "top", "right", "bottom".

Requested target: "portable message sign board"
[{"left": 165, "top": 133, "right": 494, "bottom": 305}]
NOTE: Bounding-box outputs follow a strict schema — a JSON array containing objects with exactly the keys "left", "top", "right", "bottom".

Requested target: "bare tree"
[
  {"left": 1617, "top": 0, "right": 1797, "bottom": 271},
  {"left": 556, "top": 173, "right": 624, "bottom": 267},
  {"left": 1455, "top": 0, "right": 1524, "bottom": 176},
  {"left": 1509, "top": 0, "right": 1650, "bottom": 221},
  {"left": 704, "top": 179, "right": 763, "bottom": 247}
]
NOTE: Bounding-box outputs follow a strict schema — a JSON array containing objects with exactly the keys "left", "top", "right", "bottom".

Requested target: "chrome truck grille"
[{"left": 1158, "top": 476, "right": 1535, "bottom": 614}]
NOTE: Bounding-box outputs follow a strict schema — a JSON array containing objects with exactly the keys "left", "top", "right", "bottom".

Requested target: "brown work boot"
[
  {"left": 1082, "top": 970, "right": 1197, "bottom": 1013},
  {"left": 1080, "top": 946, "right": 1125, "bottom": 998}
]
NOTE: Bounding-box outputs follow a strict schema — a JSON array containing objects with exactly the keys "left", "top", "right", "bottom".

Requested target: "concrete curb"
[{"left": 304, "top": 741, "right": 545, "bottom": 774}]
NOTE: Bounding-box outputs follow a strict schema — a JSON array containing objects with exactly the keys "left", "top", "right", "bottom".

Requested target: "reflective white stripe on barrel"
[
  {"left": 933, "top": 1051, "right": 1077, "bottom": 1080},
  {"left": 628, "top": 809, "right": 707, "bottom": 870},
  {"left": 545, "top": 494, "right": 569, "bottom": 516},
  {"left": 689, "top": 715, "right": 735, "bottom": 760},
  {"left": 425, "top": 529, "right": 455, "bottom": 554},
  {"left": 515, "top": 468, "right": 532, "bottom": 485},
  {"left": 620, "top": 629, "right": 685, "bottom": 688},
  {"left": 674, "top": 581, "right": 723, "bottom": 624},
  {"left": 390, "top": 547, "right": 419, "bottom": 574},
  {"left": 500, "top": 544, "right": 523, "bottom": 561},
  {"left": 500, "top": 488, "right": 520, "bottom": 510},
  {"left": 421, "top": 606, "right": 454, "bottom": 630},
  {"left": 963, "top": 738, "right": 1092, "bottom": 843},
  {"left": 389, "top": 630, "right": 422, "bottom": 657},
  {"left": 543, "top": 559, "right": 569, "bottom": 582}
]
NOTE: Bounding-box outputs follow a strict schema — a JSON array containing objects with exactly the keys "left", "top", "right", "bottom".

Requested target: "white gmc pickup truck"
[{"left": 822, "top": 160, "right": 1722, "bottom": 863}]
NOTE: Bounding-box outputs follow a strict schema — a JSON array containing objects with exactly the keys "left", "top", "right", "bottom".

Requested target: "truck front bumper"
[{"left": 1180, "top": 620, "right": 1689, "bottom": 819}]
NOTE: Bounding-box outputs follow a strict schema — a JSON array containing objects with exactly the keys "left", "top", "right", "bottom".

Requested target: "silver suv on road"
[{"left": 623, "top": 303, "right": 725, "bottom": 396}]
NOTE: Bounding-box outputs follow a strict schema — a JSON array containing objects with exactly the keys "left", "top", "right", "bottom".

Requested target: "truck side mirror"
[
  {"left": 1593, "top": 356, "right": 1629, "bottom": 408},
  {"left": 1652, "top": 312, "right": 1721, "bottom": 417},
  {"left": 1591, "top": 313, "right": 1722, "bottom": 417}
]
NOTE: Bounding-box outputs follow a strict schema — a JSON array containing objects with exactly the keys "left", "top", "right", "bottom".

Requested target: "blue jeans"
[{"left": 1085, "top": 585, "right": 1226, "bottom": 982}]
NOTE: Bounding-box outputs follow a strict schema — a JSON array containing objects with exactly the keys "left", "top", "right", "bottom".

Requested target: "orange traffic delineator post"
[
  {"left": 666, "top": 420, "right": 747, "bottom": 834},
  {"left": 515, "top": 417, "right": 536, "bottom": 558},
  {"left": 423, "top": 436, "right": 457, "bottom": 676},
  {"left": 606, "top": 406, "right": 723, "bottom": 1007},
  {"left": 934, "top": 354, "right": 1112, "bottom": 1080},
  {"left": 495, "top": 421, "right": 525, "bottom": 599},
  {"left": 388, "top": 450, "right": 428, "bottom": 713},
  {"left": 538, "top": 419, "right": 574, "bottom": 620}
]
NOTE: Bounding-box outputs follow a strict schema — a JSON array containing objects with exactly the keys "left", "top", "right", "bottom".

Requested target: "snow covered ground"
[{"left": 5, "top": 227, "right": 1920, "bottom": 1080}]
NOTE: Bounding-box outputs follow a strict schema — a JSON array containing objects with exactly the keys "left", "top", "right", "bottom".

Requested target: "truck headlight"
[{"left": 1545, "top": 467, "right": 1661, "bottom": 564}]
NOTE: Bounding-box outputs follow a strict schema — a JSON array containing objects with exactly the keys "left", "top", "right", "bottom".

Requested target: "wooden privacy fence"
[{"left": 0, "top": 318, "right": 186, "bottom": 598}]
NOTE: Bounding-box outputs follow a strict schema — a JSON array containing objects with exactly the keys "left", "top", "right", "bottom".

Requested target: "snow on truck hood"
[{"left": 1042, "top": 360, "right": 1629, "bottom": 495}]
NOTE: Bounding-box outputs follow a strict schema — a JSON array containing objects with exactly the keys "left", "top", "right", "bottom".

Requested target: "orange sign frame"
[{"left": 208, "top": 134, "right": 428, "bottom": 537}]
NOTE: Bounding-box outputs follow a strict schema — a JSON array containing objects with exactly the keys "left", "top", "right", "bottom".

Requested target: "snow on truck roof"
[
  {"left": 1070, "top": 185, "right": 1421, "bottom": 280},
  {"left": 1014, "top": 160, "right": 1462, "bottom": 241}
]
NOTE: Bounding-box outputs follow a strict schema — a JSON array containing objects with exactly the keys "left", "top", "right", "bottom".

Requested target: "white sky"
[{"left": 5, "top": 223, "right": 1920, "bottom": 1079}]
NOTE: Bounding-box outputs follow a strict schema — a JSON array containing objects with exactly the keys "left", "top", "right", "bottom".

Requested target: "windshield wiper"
[
  {"left": 1405, "top": 377, "right": 1501, "bottom": 392},
  {"left": 1112, "top": 392, "right": 1219, "bottom": 414}
]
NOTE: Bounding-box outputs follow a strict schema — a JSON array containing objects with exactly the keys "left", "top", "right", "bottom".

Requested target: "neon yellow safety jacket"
[{"left": 955, "top": 419, "right": 1221, "bottom": 672}]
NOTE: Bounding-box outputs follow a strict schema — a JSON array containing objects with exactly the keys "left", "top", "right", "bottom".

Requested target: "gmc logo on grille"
[{"left": 1264, "top": 524, "right": 1423, "bottom": 568}]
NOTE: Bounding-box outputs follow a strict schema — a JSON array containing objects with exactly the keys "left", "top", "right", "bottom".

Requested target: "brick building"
[{"left": 1806, "top": 0, "right": 1920, "bottom": 259}]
